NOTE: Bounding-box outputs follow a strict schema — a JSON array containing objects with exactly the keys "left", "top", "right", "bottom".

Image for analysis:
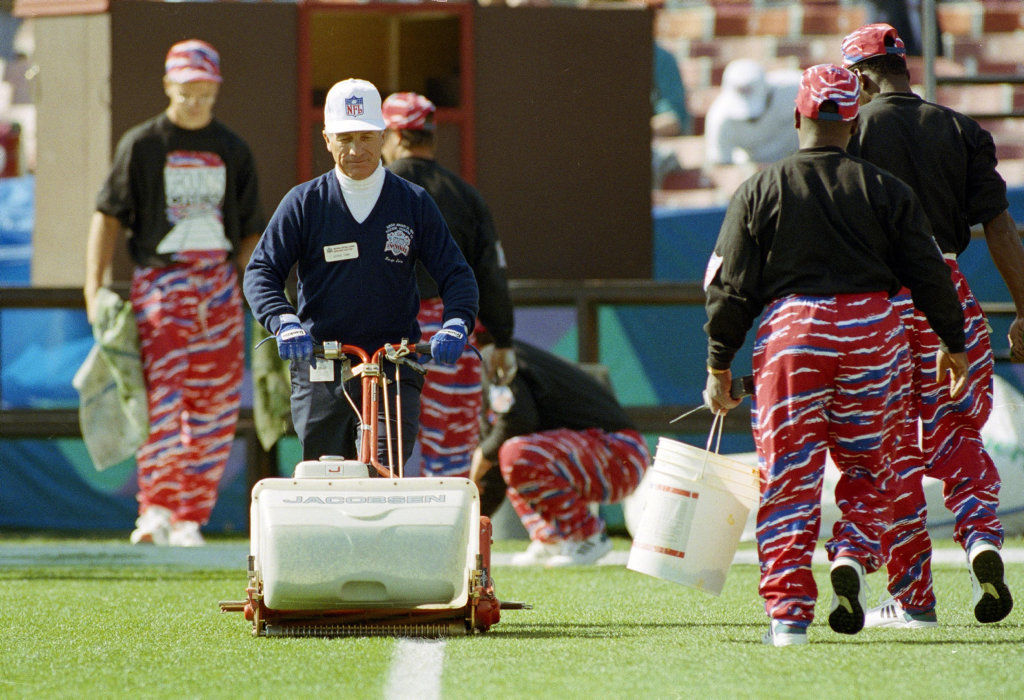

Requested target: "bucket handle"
[{"left": 698, "top": 411, "right": 726, "bottom": 478}]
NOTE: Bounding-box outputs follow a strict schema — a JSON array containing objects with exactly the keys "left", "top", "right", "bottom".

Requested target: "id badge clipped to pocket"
[{"left": 309, "top": 357, "right": 335, "bottom": 382}]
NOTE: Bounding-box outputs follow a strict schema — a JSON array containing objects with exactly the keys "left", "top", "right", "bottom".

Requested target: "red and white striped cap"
[
  {"left": 382, "top": 92, "right": 437, "bottom": 132},
  {"left": 795, "top": 64, "right": 860, "bottom": 122},
  {"left": 841, "top": 23, "right": 907, "bottom": 67},
  {"left": 164, "top": 40, "right": 222, "bottom": 84}
]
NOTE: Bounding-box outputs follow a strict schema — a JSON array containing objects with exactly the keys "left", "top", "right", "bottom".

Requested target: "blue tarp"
[
  {"left": 0, "top": 175, "right": 33, "bottom": 286},
  {"left": 0, "top": 437, "right": 249, "bottom": 533},
  {"left": 1, "top": 310, "right": 93, "bottom": 408}
]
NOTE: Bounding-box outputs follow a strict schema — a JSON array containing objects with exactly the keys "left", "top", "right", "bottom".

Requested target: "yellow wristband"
[{"left": 707, "top": 366, "right": 730, "bottom": 375}]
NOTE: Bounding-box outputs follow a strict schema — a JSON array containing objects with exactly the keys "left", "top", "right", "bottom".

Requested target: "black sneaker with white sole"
[
  {"left": 828, "top": 559, "right": 866, "bottom": 635},
  {"left": 970, "top": 547, "right": 1013, "bottom": 623}
]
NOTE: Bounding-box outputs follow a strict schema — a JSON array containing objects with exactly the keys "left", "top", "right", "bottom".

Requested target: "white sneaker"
[
  {"left": 545, "top": 531, "right": 612, "bottom": 567},
  {"left": 509, "top": 539, "right": 561, "bottom": 566},
  {"left": 968, "top": 542, "right": 1013, "bottom": 623},
  {"left": 863, "top": 596, "right": 938, "bottom": 629},
  {"left": 129, "top": 506, "right": 172, "bottom": 546},
  {"left": 169, "top": 520, "right": 205, "bottom": 547},
  {"left": 762, "top": 620, "right": 808, "bottom": 647},
  {"left": 828, "top": 557, "right": 866, "bottom": 635}
]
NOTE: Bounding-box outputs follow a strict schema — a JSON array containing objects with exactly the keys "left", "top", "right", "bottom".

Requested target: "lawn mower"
[{"left": 220, "top": 338, "right": 524, "bottom": 637}]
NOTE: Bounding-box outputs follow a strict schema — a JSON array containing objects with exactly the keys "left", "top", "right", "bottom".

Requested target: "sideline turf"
[{"left": 0, "top": 536, "right": 1021, "bottom": 699}]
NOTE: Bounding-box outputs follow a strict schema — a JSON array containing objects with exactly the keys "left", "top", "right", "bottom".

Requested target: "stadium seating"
[{"left": 654, "top": 0, "right": 1024, "bottom": 205}]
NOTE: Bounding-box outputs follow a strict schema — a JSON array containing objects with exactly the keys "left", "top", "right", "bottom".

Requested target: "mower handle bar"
[
  {"left": 311, "top": 341, "right": 433, "bottom": 358},
  {"left": 311, "top": 341, "right": 433, "bottom": 376},
  {"left": 256, "top": 334, "right": 480, "bottom": 368},
  {"left": 311, "top": 341, "right": 483, "bottom": 365}
]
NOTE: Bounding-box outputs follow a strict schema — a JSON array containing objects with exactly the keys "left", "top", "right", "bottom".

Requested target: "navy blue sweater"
[{"left": 244, "top": 169, "right": 478, "bottom": 353}]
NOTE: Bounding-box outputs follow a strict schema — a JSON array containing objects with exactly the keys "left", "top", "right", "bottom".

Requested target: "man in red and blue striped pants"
[
  {"left": 85, "top": 40, "right": 265, "bottom": 546},
  {"left": 842, "top": 22, "right": 1021, "bottom": 627},
  {"left": 131, "top": 254, "right": 245, "bottom": 541},
  {"left": 380, "top": 92, "right": 516, "bottom": 479},
  {"left": 704, "top": 64, "right": 968, "bottom": 646}
]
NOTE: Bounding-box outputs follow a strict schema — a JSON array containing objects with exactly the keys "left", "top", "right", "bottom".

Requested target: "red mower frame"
[{"left": 220, "top": 338, "right": 514, "bottom": 637}]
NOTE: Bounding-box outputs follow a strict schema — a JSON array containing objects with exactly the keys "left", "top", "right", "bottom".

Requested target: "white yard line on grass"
[{"left": 384, "top": 638, "right": 445, "bottom": 700}]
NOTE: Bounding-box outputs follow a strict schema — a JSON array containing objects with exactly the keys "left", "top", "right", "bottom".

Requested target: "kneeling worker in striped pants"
[{"left": 469, "top": 339, "right": 650, "bottom": 568}]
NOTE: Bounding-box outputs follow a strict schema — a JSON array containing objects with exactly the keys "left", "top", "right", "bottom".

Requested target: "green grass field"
[{"left": 1, "top": 536, "right": 1021, "bottom": 699}]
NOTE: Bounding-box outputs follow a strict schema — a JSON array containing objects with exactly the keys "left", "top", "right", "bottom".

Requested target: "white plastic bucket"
[{"left": 627, "top": 418, "right": 759, "bottom": 596}]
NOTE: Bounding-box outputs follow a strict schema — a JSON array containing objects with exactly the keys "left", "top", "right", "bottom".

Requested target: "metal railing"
[
  {"left": 0, "top": 282, "right": 751, "bottom": 485},
  {"left": 508, "top": 279, "right": 706, "bottom": 363},
  {"left": 3, "top": 279, "right": 1019, "bottom": 436},
  {"left": 933, "top": 75, "right": 1024, "bottom": 121},
  {"left": 922, "top": 0, "right": 1024, "bottom": 121},
  {"left": 3, "top": 280, "right": 1020, "bottom": 486}
]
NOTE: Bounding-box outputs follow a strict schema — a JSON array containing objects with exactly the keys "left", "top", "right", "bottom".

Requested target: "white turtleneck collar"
[{"left": 334, "top": 162, "right": 385, "bottom": 223}]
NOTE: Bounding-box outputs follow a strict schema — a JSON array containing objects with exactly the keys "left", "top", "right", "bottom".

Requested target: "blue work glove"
[
  {"left": 275, "top": 313, "right": 313, "bottom": 362},
  {"left": 430, "top": 318, "right": 468, "bottom": 366}
]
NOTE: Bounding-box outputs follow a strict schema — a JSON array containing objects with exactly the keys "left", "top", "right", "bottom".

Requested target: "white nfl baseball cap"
[
  {"left": 718, "top": 59, "right": 770, "bottom": 121},
  {"left": 324, "top": 78, "right": 386, "bottom": 133}
]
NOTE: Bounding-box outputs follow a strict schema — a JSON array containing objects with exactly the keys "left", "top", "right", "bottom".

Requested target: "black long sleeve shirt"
[
  {"left": 705, "top": 147, "right": 966, "bottom": 369},
  {"left": 847, "top": 92, "right": 1009, "bottom": 256},
  {"left": 387, "top": 157, "right": 515, "bottom": 347},
  {"left": 477, "top": 340, "right": 635, "bottom": 462}
]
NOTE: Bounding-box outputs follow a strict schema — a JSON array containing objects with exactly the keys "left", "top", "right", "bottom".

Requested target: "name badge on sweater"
[
  {"left": 324, "top": 242, "right": 359, "bottom": 262},
  {"left": 309, "top": 358, "right": 335, "bottom": 382}
]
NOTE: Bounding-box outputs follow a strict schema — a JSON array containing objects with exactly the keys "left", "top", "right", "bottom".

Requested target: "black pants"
[{"left": 289, "top": 359, "right": 423, "bottom": 470}]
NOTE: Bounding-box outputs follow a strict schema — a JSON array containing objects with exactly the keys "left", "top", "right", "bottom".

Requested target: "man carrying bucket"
[{"left": 702, "top": 64, "right": 969, "bottom": 646}]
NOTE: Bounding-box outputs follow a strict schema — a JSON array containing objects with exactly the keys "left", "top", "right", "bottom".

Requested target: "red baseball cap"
[
  {"left": 382, "top": 92, "right": 436, "bottom": 131},
  {"left": 841, "top": 23, "right": 907, "bottom": 67},
  {"left": 795, "top": 64, "right": 860, "bottom": 122},
  {"left": 165, "top": 40, "right": 222, "bottom": 84}
]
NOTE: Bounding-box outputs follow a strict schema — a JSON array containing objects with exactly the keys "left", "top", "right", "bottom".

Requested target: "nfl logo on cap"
[
  {"left": 325, "top": 78, "right": 385, "bottom": 133},
  {"left": 346, "top": 96, "right": 364, "bottom": 117}
]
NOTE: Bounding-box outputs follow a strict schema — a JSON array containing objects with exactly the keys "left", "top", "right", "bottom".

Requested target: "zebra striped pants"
[
  {"left": 131, "top": 254, "right": 243, "bottom": 525},
  {"left": 752, "top": 293, "right": 913, "bottom": 628},
  {"left": 884, "top": 260, "right": 1002, "bottom": 613},
  {"left": 415, "top": 297, "right": 483, "bottom": 478},
  {"left": 500, "top": 427, "right": 649, "bottom": 542}
]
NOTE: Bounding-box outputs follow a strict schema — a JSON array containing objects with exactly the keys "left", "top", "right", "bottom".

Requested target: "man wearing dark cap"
[
  {"left": 380, "top": 92, "right": 516, "bottom": 480},
  {"left": 842, "top": 22, "right": 1021, "bottom": 629},
  {"left": 704, "top": 63, "right": 969, "bottom": 646},
  {"left": 85, "top": 39, "right": 265, "bottom": 547}
]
